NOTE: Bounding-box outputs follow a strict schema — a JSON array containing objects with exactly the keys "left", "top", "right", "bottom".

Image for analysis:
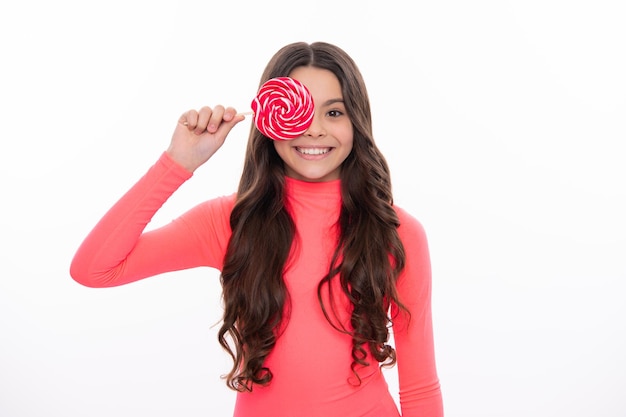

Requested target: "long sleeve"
[
  {"left": 70, "top": 152, "right": 234, "bottom": 288},
  {"left": 393, "top": 207, "right": 444, "bottom": 417}
]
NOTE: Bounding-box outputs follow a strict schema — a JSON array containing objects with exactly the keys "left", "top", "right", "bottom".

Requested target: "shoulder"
[
  {"left": 392, "top": 205, "right": 432, "bottom": 296},
  {"left": 205, "top": 192, "right": 237, "bottom": 211},
  {"left": 194, "top": 193, "right": 237, "bottom": 222},
  {"left": 179, "top": 192, "right": 237, "bottom": 231},
  {"left": 393, "top": 204, "right": 428, "bottom": 247}
]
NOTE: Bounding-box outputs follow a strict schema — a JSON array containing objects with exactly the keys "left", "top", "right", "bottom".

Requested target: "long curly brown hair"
[{"left": 218, "top": 41, "right": 407, "bottom": 392}]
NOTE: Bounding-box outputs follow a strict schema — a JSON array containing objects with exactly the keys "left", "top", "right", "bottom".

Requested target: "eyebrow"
[{"left": 320, "top": 98, "right": 345, "bottom": 107}]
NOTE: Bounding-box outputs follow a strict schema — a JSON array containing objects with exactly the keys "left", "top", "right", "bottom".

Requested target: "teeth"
[{"left": 298, "top": 147, "right": 330, "bottom": 155}]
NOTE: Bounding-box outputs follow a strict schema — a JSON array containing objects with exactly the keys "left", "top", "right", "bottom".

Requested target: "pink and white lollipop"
[{"left": 251, "top": 77, "right": 314, "bottom": 141}]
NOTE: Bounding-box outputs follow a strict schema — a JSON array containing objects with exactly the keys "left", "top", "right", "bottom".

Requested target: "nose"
[{"left": 303, "top": 112, "right": 325, "bottom": 138}]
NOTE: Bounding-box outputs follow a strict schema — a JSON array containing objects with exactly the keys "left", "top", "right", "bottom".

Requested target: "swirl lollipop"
[{"left": 251, "top": 77, "right": 314, "bottom": 141}]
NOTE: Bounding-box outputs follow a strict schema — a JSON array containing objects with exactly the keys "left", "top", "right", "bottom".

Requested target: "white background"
[{"left": 1, "top": 1, "right": 624, "bottom": 416}]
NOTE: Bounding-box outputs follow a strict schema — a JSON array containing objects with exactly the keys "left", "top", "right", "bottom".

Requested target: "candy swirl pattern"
[{"left": 251, "top": 77, "right": 314, "bottom": 141}]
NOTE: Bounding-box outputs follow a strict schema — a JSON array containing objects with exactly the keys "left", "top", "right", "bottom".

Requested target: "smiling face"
[{"left": 273, "top": 66, "right": 354, "bottom": 182}]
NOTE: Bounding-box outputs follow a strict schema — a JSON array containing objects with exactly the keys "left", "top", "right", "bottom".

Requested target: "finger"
[
  {"left": 180, "top": 110, "right": 199, "bottom": 129},
  {"left": 195, "top": 106, "right": 213, "bottom": 134},
  {"left": 207, "top": 105, "right": 226, "bottom": 133},
  {"left": 222, "top": 106, "right": 238, "bottom": 122}
]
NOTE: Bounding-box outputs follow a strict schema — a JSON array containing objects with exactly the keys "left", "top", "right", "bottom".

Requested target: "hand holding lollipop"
[{"left": 180, "top": 77, "right": 314, "bottom": 143}]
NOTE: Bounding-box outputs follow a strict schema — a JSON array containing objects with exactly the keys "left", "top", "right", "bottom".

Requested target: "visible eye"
[{"left": 327, "top": 109, "right": 344, "bottom": 118}]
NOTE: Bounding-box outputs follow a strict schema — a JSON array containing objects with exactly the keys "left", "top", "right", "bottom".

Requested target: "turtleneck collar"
[
  {"left": 284, "top": 176, "right": 342, "bottom": 197},
  {"left": 284, "top": 176, "right": 342, "bottom": 221}
]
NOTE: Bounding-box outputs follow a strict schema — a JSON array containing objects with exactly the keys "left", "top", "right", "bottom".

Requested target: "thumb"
[{"left": 216, "top": 112, "right": 247, "bottom": 137}]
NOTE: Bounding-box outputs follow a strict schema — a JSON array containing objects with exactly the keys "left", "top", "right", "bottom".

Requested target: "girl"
[{"left": 70, "top": 41, "right": 443, "bottom": 417}]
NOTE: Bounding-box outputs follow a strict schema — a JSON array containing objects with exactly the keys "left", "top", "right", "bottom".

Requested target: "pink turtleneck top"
[{"left": 70, "top": 152, "right": 443, "bottom": 417}]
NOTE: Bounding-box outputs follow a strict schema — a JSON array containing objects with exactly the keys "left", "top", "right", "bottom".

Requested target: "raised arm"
[{"left": 70, "top": 106, "right": 244, "bottom": 287}]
